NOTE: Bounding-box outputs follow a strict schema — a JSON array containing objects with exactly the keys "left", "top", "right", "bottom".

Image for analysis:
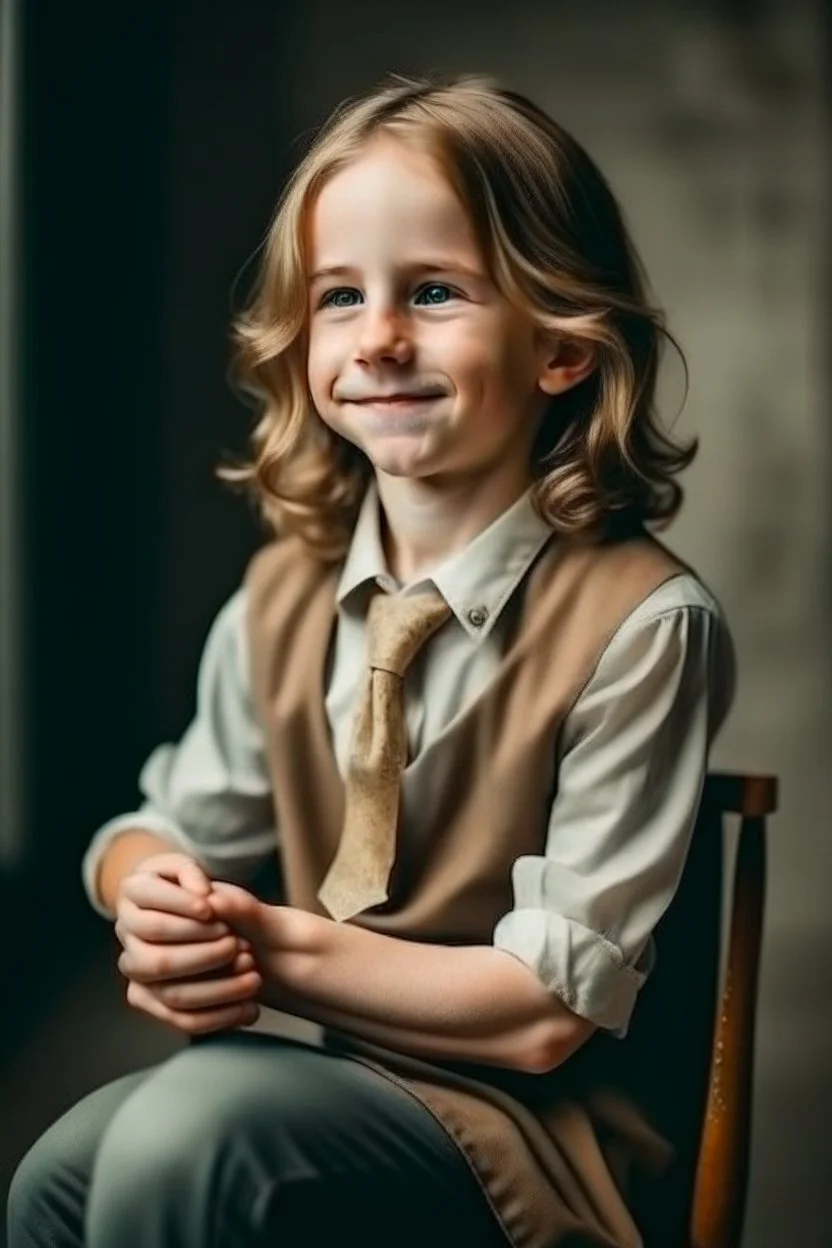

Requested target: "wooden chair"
[
  {"left": 249, "top": 770, "right": 779, "bottom": 1248},
  {"left": 614, "top": 770, "right": 778, "bottom": 1248},
  {"left": 689, "top": 771, "right": 778, "bottom": 1248}
]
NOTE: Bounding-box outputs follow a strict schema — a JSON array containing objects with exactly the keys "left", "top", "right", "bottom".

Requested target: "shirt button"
[{"left": 467, "top": 606, "right": 489, "bottom": 628}]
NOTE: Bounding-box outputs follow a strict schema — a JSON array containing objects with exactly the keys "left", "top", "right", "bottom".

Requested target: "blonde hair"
[{"left": 222, "top": 71, "right": 695, "bottom": 562}]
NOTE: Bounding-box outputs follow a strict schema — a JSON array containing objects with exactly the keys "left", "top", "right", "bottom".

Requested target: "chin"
[
  {"left": 358, "top": 439, "right": 442, "bottom": 479},
  {"left": 367, "top": 456, "right": 432, "bottom": 480}
]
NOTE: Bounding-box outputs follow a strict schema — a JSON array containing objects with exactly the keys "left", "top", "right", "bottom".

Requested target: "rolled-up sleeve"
[
  {"left": 81, "top": 586, "right": 277, "bottom": 917},
  {"left": 493, "top": 584, "right": 736, "bottom": 1039}
]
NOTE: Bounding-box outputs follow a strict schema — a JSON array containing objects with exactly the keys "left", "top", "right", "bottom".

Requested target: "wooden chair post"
[{"left": 690, "top": 773, "right": 778, "bottom": 1248}]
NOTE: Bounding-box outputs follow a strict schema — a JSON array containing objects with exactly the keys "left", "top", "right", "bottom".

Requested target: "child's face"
[{"left": 305, "top": 135, "right": 561, "bottom": 491}]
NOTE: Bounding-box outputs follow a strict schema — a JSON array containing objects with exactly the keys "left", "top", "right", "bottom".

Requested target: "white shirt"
[{"left": 82, "top": 480, "right": 736, "bottom": 1038}]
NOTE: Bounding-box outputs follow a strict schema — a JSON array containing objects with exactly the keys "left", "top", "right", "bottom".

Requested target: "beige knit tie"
[{"left": 317, "top": 586, "right": 452, "bottom": 922}]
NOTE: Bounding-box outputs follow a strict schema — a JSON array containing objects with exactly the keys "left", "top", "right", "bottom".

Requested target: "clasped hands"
[{"left": 113, "top": 851, "right": 314, "bottom": 1037}]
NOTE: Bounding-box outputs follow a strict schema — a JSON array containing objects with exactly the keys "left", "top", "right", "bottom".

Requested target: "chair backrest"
[
  {"left": 578, "top": 772, "right": 776, "bottom": 1248},
  {"left": 250, "top": 771, "right": 777, "bottom": 1248},
  {"left": 624, "top": 781, "right": 725, "bottom": 1244},
  {"left": 688, "top": 773, "right": 775, "bottom": 1248}
]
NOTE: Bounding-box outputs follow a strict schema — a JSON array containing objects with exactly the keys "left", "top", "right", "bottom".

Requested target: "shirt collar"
[{"left": 335, "top": 478, "right": 554, "bottom": 641}]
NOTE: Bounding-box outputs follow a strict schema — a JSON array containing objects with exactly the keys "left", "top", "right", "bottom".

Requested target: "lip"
[
  {"left": 351, "top": 391, "right": 441, "bottom": 401},
  {"left": 351, "top": 395, "right": 443, "bottom": 404}
]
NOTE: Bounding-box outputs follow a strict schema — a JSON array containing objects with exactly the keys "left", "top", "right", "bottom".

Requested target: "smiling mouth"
[{"left": 352, "top": 395, "right": 443, "bottom": 407}]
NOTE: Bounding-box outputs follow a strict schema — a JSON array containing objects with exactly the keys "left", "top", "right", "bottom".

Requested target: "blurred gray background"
[{"left": 0, "top": 0, "right": 828, "bottom": 1245}]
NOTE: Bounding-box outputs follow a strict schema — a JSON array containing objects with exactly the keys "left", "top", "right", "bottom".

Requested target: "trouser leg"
[
  {"left": 8, "top": 1029, "right": 507, "bottom": 1248},
  {"left": 87, "top": 1031, "right": 507, "bottom": 1248},
  {"left": 6, "top": 1066, "right": 153, "bottom": 1248}
]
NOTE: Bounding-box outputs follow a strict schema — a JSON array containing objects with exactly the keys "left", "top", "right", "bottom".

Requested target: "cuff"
[{"left": 492, "top": 907, "right": 653, "bottom": 1039}]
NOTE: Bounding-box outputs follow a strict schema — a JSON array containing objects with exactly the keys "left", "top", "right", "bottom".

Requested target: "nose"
[{"left": 355, "top": 306, "right": 413, "bottom": 366}]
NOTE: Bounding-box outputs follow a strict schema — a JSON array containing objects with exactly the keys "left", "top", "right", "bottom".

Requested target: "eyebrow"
[{"left": 308, "top": 260, "right": 485, "bottom": 283}]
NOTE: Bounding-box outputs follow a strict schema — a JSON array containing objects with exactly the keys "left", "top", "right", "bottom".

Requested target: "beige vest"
[{"left": 246, "top": 528, "right": 689, "bottom": 1248}]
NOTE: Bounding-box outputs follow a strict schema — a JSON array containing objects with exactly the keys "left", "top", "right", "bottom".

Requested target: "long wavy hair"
[{"left": 221, "top": 71, "right": 695, "bottom": 562}]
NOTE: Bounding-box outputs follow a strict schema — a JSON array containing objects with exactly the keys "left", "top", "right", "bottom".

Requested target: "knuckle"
[
  {"left": 154, "top": 950, "right": 173, "bottom": 977},
  {"left": 163, "top": 985, "right": 185, "bottom": 1010}
]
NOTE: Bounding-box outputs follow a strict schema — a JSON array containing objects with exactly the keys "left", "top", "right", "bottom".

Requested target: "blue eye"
[
  {"left": 319, "top": 288, "right": 360, "bottom": 309},
  {"left": 414, "top": 283, "right": 453, "bottom": 305},
  {"left": 318, "top": 282, "right": 456, "bottom": 310}
]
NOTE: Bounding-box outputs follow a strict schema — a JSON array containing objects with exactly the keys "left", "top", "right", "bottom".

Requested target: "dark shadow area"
[{"left": 1, "top": 0, "right": 295, "bottom": 1059}]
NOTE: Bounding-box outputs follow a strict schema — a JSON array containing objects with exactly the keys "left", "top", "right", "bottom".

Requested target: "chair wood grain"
[{"left": 689, "top": 772, "right": 777, "bottom": 1248}]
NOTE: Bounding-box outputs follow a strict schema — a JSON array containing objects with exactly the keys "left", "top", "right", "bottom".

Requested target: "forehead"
[{"left": 306, "top": 136, "right": 481, "bottom": 266}]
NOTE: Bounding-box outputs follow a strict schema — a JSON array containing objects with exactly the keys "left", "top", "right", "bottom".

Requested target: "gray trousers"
[{"left": 6, "top": 1030, "right": 508, "bottom": 1248}]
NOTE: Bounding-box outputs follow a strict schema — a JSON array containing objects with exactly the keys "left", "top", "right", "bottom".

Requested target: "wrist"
[
  {"left": 284, "top": 905, "right": 332, "bottom": 958},
  {"left": 265, "top": 905, "right": 331, "bottom": 988},
  {"left": 97, "top": 830, "right": 181, "bottom": 917}
]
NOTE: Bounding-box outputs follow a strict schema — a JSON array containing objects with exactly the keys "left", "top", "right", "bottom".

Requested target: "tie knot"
[{"left": 365, "top": 587, "right": 451, "bottom": 678}]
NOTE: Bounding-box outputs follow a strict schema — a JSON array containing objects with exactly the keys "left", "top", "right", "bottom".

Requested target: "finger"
[
  {"left": 115, "top": 898, "right": 230, "bottom": 945},
  {"left": 126, "top": 979, "right": 260, "bottom": 1036},
  {"left": 118, "top": 934, "right": 242, "bottom": 984},
  {"left": 178, "top": 861, "right": 212, "bottom": 898},
  {"left": 122, "top": 873, "right": 214, "bottom": 921},
  {"left": 116, "top": 933, "right": 252, "bottom": 983},
  {"left": 154, "top": 970, "right": 262, "bottom": 1012},
  {"left": 142, "top": 854, "right": 212, "bottom": 895},
  {"left": 192, "top": 950, "right": 254, "bottom": 981}
]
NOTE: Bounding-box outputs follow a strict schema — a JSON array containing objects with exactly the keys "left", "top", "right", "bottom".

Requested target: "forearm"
[
  {"left": 261, "top": 979, "right": 536, "bottom": 1069},
  {"left": 260, "top": 914, "right": 577, "bottom": 1073},
  {"left": 96, "top": 829, "right": 182, "bottom": 918}
]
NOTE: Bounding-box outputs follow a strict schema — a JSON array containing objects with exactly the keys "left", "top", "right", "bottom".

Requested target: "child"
[{"left": 7, "top": 72, "right": 735, "bottom": 1248}]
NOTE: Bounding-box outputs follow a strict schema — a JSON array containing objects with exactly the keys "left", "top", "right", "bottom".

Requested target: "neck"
[{"left": 374, "top": 467, "right": 534, "bottom": 585}]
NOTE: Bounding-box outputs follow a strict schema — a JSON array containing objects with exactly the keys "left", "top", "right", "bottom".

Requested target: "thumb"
[{"left": 208, "top": 881, "right": 265, "bottom": 940}]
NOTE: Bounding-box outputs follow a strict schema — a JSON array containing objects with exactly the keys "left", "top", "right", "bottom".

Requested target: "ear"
[{"left": 536, "top": 333, "right": 596, "bottom": 397}]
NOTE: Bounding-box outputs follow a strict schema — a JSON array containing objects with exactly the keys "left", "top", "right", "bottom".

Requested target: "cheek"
[
  {"left": 306, "top": 327, "right": 338, "bottom": 393},
  {"left": 439, "top": 313, "right": 520, "bottom": 383},
  {"left": 445, "top": 335, "right": 520, "bottom": 411},
  {"left": 490, "top": 327, "right": 540, "bottom": 400},
  {"left": 435, "top": 324, "right": 492, "bottom": 387}
]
